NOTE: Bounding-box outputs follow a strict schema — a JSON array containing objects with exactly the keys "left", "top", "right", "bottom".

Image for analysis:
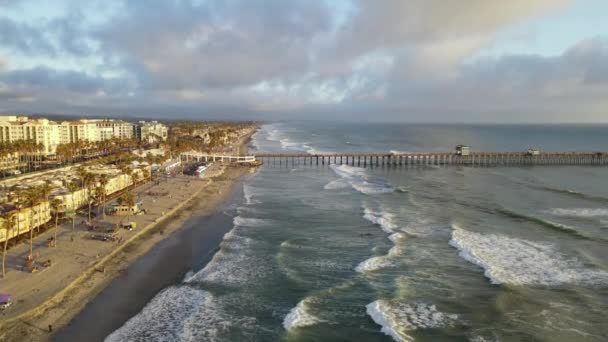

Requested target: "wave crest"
[
  {"left": 283, "top": 298, "right": 324, "bottom": 330},
  {"left": 547, "top": 208, "right": 608, "bottom": 218},
  {"left": 449, "top": 224, "right": 608, "bottom": 286},
  {"left": 366, "top": 300, "right": 458, "bottom": 342}
]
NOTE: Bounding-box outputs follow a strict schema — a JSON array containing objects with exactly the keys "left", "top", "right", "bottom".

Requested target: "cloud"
[{"left": 1, "top": 0, "right": 606, "bottom": 122}]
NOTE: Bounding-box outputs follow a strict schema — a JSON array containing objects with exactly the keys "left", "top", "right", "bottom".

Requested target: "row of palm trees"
[
  {"left": 0, "top": 164, "right": 152, "bottom": 278},
  {"left": 0, "top": 137, "right": 147, "bottom": 178},
  {"left": 1, "top": 182, "right": 54, "bottom": 277},
  {"left": 55, "top": 138, "right": 144, "bottom": 165},
  {"left": 0, "top": 140, "right": 45, "bottom": 174}
]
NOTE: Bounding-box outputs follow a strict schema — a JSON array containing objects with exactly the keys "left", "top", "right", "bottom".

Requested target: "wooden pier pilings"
[{"left": 254, "top": 152, "right": 608, "bottom": 167}]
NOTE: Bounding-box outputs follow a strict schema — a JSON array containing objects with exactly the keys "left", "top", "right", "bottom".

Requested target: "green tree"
[
  {"left": 1, "top": 210, "right": 16, "bottom": 278},
  {"left": 117, "top": 192, "right": 135, "bottom": 225},
  {"left": 50, "top": 198, "right": 63, "bottom": 247},
  {"left": 98, "top": 174, "right": 109, "bottom": 219},
  {"left": 84, "top": 173, "right": 96, "bottom": 221},
  {"left": 65, "top": 181, "right": 80, "bottom": 233}
]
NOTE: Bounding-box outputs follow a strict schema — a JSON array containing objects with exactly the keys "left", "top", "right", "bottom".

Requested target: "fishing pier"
[{"left": 182, "top": 150, "right": 608, "bottom": 167}]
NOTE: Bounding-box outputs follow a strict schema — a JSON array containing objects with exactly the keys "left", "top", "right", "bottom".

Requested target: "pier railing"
[
  {"left": 254, "top": 152, "right": 608, "bottom": 167},
  {"left": 182, "top": 152, "right": 608, "bottom": 167}
]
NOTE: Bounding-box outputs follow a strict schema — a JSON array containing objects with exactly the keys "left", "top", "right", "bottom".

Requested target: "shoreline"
[
  {"left": 0, "top": 130, "right": 258, "bottom": 342},
  {"left": 53, "top": 168, "right": 248, "bottom": 341}
]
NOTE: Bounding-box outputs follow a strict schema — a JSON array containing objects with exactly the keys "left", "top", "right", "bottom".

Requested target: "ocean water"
[{"left": 107, "top": 123, "right": 608, "bottom": 342}]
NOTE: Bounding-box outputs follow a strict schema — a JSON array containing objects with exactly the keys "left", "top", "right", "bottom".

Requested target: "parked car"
[{"left": 121, "top": 222, "right": 137, "bottom": 231}]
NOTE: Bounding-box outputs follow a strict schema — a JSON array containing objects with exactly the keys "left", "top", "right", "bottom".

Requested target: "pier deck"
[{"left": 182, "top": 152, "right": 608, "bottom": 167}]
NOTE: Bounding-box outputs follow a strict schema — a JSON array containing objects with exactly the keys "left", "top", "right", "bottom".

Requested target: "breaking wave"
[
  {"left": 283, "top": 298, "right": 324, "bottom": 330},
  {"left": 498, "top": 208, "right": 591, "bottom": 240},
  {"left": 536, "top": 185, "right": 608, "bottom": 203},
  {"left": 355, "top": 256, "right": 393, "bottom": 273},
  {"left": 330, "top": 164, "right": 394, "bottom": 195},
  {"left": 323, "top": 179, "right": 350, "bottom": 190},
  {"left": 243, "top": 184, "right": 259, "bottom": 205},
  {"left": 547, "top": 208, "right": 608, "bottom": 218},
  {"left": 449, "top": 225, "right": 608, "bottom": 286},
  {"left": 233, "top": 216, "right": 270, "bottom": 227},
  {"left": 366, "top": 300, "right": 458, "bottom": 342},
  {"left": 362, "top": 207, "right": 397, "bottom": 234}
]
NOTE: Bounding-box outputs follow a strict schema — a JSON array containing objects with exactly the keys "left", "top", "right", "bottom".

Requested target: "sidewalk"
[{"left": 0, "top": 173, "right": 210, "bottom": 321}]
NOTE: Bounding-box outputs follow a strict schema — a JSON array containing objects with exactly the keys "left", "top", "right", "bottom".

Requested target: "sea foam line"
[
  {"left": 366, "top": 300, "right": 458, "bottom": 342},
  {"left": 547, "top": 208, "right": 608, "bottom": 218},
  {"left": 449, "top": 224, "right": 608, "bottom": 286},
  {"left": 283, "top": 298, "right": 324, "bottom": 330},
  {"left": 329, "top": 164, "right": 394, "bottom": 195}
]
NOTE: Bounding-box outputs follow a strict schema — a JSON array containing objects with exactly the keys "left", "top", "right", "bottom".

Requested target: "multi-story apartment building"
[
  {"left": 0, "top": 116, "right": 61, "bottom": 154},
  {"left": 134, "top": 121, "right": 168, "bottom": 143},
  {"left": 0, "top": 116, "right": 137, "bottom": 155},
  {"left": 58, "top": 120, "right": 99, "bottom": 144},
  {"left": 95, "top": 119, "right": 134, "bottom": 140}
]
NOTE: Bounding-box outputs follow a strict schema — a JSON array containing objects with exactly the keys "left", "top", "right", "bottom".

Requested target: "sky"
[{"left": 0, "top": 0, "right": 607, "bottom": 123}]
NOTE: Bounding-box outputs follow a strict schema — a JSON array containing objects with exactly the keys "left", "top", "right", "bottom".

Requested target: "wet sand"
[{"left": 52, "top": 181, "right": 243, "bottom": 341}]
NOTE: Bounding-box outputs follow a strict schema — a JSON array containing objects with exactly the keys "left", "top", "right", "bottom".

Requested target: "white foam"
[
  {"left": 352, "top": 181, "right": 395, "bottom": 195},
  {"left": 303, "top": 144, "right": 335, "bottom": 155},
  {"left": 283, "top": 298, "right": 324, "bottom": 330},
  {"left": 366, "top": 300, "right": 458, "bottom": 342},
  {"left": 243, "top": 184, "right": 259, "bottom": 205},
  {"left": 390, "top": 150, "right": 411, "bottom": 155},
  {"left": 547, "top": 208, "right": 608, "bottom": 218},
  {"left": 280, "top": 138, "right": 308, "bottom": 152},
  {"left": 331, "top": 164, "right": 368, "bottom": 178},
  {"left": 363, "top": 207, "right": 397, "bottom": 233},
  {"left": 106, "top": 286, "right": 210, "bottom": 342},
  {"left": 324, "top": 179, "right": 350, "bottom": 190},
  {"left": 449, "top": 225, "right": 608, "bottom": 286},
  {"left": 355, "top": 256, "right": 393, "bottom": 273},
  {"left": 330, "top": 164, "right": 394, "bottom": 195},
  {"left": 388, "top": 232, "right": 407, "bottom": 243},
  {"left": 233, "top": 216, "right": 270, "bottom": 227},
  {"left": 265, "top": 125, "right": 282, "bottom": 142}
]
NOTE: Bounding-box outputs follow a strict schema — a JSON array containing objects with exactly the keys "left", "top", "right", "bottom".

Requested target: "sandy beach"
[{"left": 0, "top": 133, "right": 256, "bottom": 342}]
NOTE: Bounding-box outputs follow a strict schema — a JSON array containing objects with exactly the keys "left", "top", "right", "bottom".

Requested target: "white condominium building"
[
  {"left": 0, "top": 116, "right": 60, "bottom": 154},
  {"left": 94, "top": 119, "right": 134, "bottom": 140},
  {"left": 0, "top": 115, "right": 137, "bottom": 154},
  {"left": 136, "top": 121, "right": 168, "bottom": 142}
]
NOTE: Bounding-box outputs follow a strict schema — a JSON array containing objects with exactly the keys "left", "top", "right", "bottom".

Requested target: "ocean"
[{"left": 106, "top": 122, "right": 608, "bottom": 342}]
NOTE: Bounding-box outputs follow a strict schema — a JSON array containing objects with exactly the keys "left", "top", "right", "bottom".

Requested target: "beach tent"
[{"left": 0, "top": 293, "right": 12, "bottom": 309}]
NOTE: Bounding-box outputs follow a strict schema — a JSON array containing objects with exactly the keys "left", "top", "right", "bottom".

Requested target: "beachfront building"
[
  {"left": 135, "top": 121, "right": 168, "bottom": 143},
  {"left": 0, "top": 116, "right": 137, "bottom": 156},
  {"left": 0, "top": 153, "right": 23, "bottom": 173},
  {"left": 94, "top": 120, "right": 134, "bottom": 140},
  {"left": 58, "top": 120, "right": 99, "bottom": 144},
  {"left": 0, "top": 201, "right": 52, "bottom": 243},
  {"left": 0, "top": 162, "right": 151, "bottom": 244},
  {"left": 0, "top": 116, "right": 61, "bottom": 154}
]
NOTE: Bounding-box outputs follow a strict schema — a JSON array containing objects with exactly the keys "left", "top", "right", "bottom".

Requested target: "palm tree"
[
  {"left": 65, "top": 181, "right": 79, "bottom": 233},
  {"left": 132, "top": 172, "right": 140, "bottom": 188},
  {"left": 142, "top": 169, "right": 150, "bottom": 183},
  {"left": 84, "top": 173, "right": 96, "bottom": 221},
  {"left": 37, "top": 182, "right": 53, "bottom": 234},
  {"left": 24, "top": 188, "right": 41, "bottom": 259},
  {"left": 98, "top": 174, "right": 109, "bottom": 219},
  {"left": 50, "top": 198, "right": 63, "bottom": 247},
  {"left": 120, "top": 166, "right": 134, "bottom": 189},
  {"left": 1, "top": 210, "right": 15, "bottom": 278},
  {"left": 117, "top": 192, "right": 135, "bottom": 225}
]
